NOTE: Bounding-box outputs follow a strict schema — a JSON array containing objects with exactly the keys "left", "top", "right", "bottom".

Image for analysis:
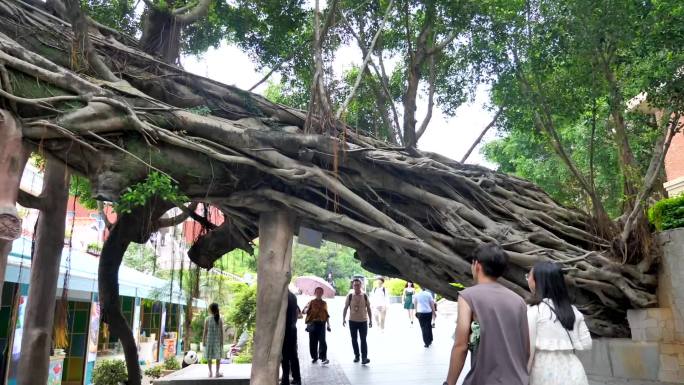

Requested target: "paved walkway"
[
  {"left": 294, "top": 296, "right": 675, "bottom": 385},
  {"left": 295, "top": 296, "right": 469, "bottom": 385}
]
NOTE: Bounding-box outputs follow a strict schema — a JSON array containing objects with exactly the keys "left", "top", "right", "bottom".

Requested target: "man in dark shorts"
[
  {"left": 343, "top": 279, "right": 373, "bottom": 364},
  {"left": 444, "top": 243, "right": 529, "bottom": 385}
]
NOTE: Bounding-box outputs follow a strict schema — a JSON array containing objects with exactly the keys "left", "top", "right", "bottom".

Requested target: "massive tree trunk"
[
  {"left": 0, "top": 0, "right": 660, "bottom": 343},
  {"left": 98, "top": 199, "right": 172, "bottom": 385},
  {"left": 251, "top": 210, "right": 295, "bottom": 385},
  {"left": 0, "top": 109, "right": 27, "bottom": 300},
  {"left": 17, "top": 158, "right": 69, "bottom": 385}
]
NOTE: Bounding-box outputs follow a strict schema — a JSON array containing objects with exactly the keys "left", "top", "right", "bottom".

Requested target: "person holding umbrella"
[{"left": 302, "top": 287, "right": 331, "bottom": 365}]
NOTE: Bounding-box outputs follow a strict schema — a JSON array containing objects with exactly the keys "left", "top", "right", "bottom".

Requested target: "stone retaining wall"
[{"left": 580, "top": 228, "right": 684, "bottom": 383}]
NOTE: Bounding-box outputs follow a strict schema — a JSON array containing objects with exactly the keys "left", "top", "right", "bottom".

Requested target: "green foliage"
[
  {"left": 291, "top": 240, "right": 369, "bottom": 294},
  {"left": 115, "top": 171, "right": 188, "bottom": 214},
  {"left": 231, "top": 333, "right": 253, "bottom": 364},
  {"left": 449, "top": 282, "right": 465, "bottom": 290},
  {"left": 69, "top": 175, "right": 99, "bottom": 210},
  {"left": 476, "top": 0, "right": 683, "bottom": 218},
  {"left": 163, "top": 356, "right": 181, "bottom": 370},
  {"left": 217, "top": 249, "right": 257, "bottom": 277},
  {"left": 92, "top": 359, "right": 127, "bottom": 385},
  {"left": 122, "top": 243, "right": 157, "bottom": 274},
  {"left": 143, "top": 365, "right": 162, "bottom": 379},
  {"left": 386, "top": 278, "right": 407, "bottom": 296},
  {"left": 190, "top": 310, "right": 208, "bottom": 344},
  {"left": 334, "top": 277, "right": 351, "bottom": 293},
  {"left": 226, "top": 285, "right": 257, "bottom": 333},
  {"left": 82, "top": 0, "right": 138, "bottom": 36},
  {"left": 649, "top": 195, "right": 684, "bottom": 231}
]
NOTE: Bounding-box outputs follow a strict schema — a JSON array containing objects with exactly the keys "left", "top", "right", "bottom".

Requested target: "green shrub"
[
  {"left": 649, "top": 194, "right": 684, "bottom": 231},
  {"left": 164, "top": 356, "right": 181, "bottom": 370},
  {"left": 190, "top": 310, "right": 208, "bottom": 344},
  {"left": 386, "top": 278, "right": 407, "bottom": 296},
  {"left": 92, "top": 359, "right": 127, "bottom": 385},
  {"left": 227, "top": 285, "right": 257, "bottom": 333},
  {"left": 231, "top": 333, "right": 253, "bottom": 364},
  {"left": 334, "top": 277, "right": 351, "bottom": 294},
  {"left": 143, "top": 365, "right": 162, "bottom": 379}
]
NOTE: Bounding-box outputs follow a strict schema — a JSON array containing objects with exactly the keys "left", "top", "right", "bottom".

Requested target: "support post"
[
  {"left": 251, "top": 210, "right": 295, "bottom": 385},
  {"left": 17, "top": 159, "right": 69, "bottom": 385},
  {"left": 0, "top": 110, "right": 28, "bottom": 300}
]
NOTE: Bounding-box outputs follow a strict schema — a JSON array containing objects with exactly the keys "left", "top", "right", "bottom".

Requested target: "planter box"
[{"left": 389, "top": 296, "right": 402, "bottom": 304}]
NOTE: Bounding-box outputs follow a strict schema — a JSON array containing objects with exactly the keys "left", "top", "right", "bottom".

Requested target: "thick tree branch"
[
  {"left": 175, "top": 0, "right": 211, "bottom": 24},
  {"left": 63, "top": 0, "right": 118, "bottom": 82},
  {"left": 620, "top": 112, "right": 682, "bottom": 244},
  {"left": 336, "top": 0, "right": 394, "bottom": 120},
  {"left": 415, "top": 54, "right": 436, "bottom": 141},
  {"left": 428, "top": 29, "right": 459, "bottom": 55},
  {"left": 17, "top": 189, "right": 44, "bottom": 210},
  {"left": 155, "top": 202, "right": 199, "bottom": 229},
  {"left": 461, "top": 107, "right": 504, "bottom": 163}
]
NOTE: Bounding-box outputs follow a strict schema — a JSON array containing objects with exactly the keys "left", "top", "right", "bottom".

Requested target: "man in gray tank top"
[{"left": 444, "top": 243, "right": 529, "bottom": 385}]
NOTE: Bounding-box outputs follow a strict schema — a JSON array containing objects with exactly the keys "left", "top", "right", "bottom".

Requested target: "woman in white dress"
[{"left": 526, "top": 262, "right": 592, "bottom": 385}]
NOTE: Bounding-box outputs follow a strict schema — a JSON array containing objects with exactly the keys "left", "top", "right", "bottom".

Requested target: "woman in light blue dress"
[{"left": 203, "top": 303, "right": 224, "bottom": 378}]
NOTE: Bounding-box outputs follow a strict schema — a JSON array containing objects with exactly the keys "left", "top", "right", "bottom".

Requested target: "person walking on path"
[
  {"left": 343, "top": 279, "right": 373, "bottom": 365},
  {"left": 281, "top": 290, "right": 302, "bottom": 385},
  {"left": 370, "top": 277, "right": 389, "bottom": 331},
  {"left": 303, "top": 287, "right": 331, "bottom": 365},
  {"left": 203, "top": 303, "right": 224, "bottom": 378},
  {"left": 413, "top": 288, "right": 436, "bottom": 347},
  {"left": 527, "top": 262, "right": 592, "bottom": 385},
  {"left": 444, "top": 243, "right": 529, "bottom": 385},
  {"left": 402, "top": 281, "right": 416, "bottom": 325}
]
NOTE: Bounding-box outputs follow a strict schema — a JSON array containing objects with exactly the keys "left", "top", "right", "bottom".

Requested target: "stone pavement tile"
[
  {"left": 588, "top": 375, "right": 679, "bottom": 385},
  {"left": 299, "top": 361, "right": 351, "bottom": 385},
  {"left": 296, "top": 296, "right": 465, "bottom": 385}
]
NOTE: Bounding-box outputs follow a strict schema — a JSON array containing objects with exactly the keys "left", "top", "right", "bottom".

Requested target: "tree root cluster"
[{"left": 0, "top": 0, "right": 660, "bottom": 337}]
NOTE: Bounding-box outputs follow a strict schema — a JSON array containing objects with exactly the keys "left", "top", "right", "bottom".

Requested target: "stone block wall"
[
  {"left": 658, "top": 228, "right": 684, "bottom": 342},
  {"left": 581, "top": 228, "right": 684, "bottom": 383}
]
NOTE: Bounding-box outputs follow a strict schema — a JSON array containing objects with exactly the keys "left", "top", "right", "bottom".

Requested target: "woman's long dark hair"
[
  {"left": 528, "top": 262, "right": 575, "bottom": 330},
  {"left": 209, "top": 303, "right": 220, "bottom": 324},
  {"left": 405, "top": 281, "right": 414, "bottom": 288}
]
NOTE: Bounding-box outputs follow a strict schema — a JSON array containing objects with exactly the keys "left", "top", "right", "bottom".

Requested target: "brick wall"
[{"left": 665, "top": 120, "right": 684, "bottom": 182}]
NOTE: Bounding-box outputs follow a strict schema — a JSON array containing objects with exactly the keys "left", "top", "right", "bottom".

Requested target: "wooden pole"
[
  {"left": 251, "top": 210, "right": 295, "bottom": 385},
  {"left": 0, "top": 110, "right": 28, "bottom": 301},
  {"left": 17, "top": 158, "right": 69, "bottom": 385}
]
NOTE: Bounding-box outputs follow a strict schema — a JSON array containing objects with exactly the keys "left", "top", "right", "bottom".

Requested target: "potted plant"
[
  {"left": 92, "top": 359, "right": 127, "bottom": 385},
  {"left": 144, "top": 365, "right": 163, "bottom": 380},
  {"left": 162, "top": 356, "right": 181, "bottom": 375},
  {"left": 87, "top": 242, "right": 102, "bottom": 256}
]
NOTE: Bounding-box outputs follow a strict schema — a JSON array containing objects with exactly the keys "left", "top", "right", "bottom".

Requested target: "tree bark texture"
[
  {"left": 251, "top": 210, "right": 295, "bottom": 385},
  {"left": 0, "top": 0, "right": 661, "bottom": 338},
  {"left": 98, "top": 199, "right": 172, "bottom": 385},
  {"left": 0, "top": 110, "right": 24, "bottom": 241},
  {"left": 17, "top": 158, "right": 69, "bottom": 385},
  {"left": 0, "top": 109, "right": 27, "bottom": 301}
]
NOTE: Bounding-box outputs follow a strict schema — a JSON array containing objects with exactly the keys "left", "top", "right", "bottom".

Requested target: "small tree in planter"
[
  {"left": 164, "top": 356, "right": 181, "bottom": 370},
  {"left": 92, "top": 359, "right": 127, "bottom": 385},
  {"left": 143, "top": 365, "right": 162, "bottom": 379}
]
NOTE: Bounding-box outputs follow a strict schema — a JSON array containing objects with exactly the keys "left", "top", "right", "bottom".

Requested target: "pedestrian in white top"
[
  {"left": 526, "top": 262, "right": 592, "bottom": 385},
  {"left": 370, "top": 277, "right": 389, "bottom": 331}
]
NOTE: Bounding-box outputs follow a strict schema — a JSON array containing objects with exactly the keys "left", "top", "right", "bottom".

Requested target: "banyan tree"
[{"left": 0, "top": 0, "right": 664, "bottom": 384}]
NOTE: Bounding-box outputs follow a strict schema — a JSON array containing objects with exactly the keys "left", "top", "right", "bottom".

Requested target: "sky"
[{"left": 182, "top": 43, "right": 498, "bottom": 168}]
